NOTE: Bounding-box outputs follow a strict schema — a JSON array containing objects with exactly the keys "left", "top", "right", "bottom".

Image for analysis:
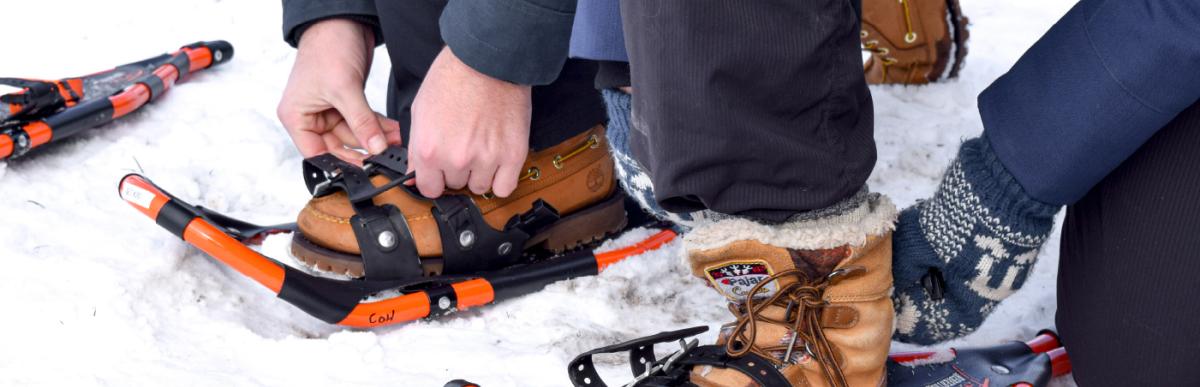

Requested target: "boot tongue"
[{"left": 788, "top": 245, "right": 851, "bottom": 281}]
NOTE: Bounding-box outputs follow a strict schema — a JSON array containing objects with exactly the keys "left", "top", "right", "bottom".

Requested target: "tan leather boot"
[
  {"left": 291, "top": 125, "right": 627, "bottom": 278},
  {"left": 861, "top": 0, "right": 969, "bottom": 85},
  {"left": 684, "top": 194, "right": 897, "bottom": 387}
]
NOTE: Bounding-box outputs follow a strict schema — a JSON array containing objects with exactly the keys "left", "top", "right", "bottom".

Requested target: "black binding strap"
[
  {"left": 137, "top": 73, "right": 166, "bottom": 102},
  {"left": 304, "top": 152, "right": 423, "bottom": 280},
  {"left": 351, "top": 204, "right": 423, "bottom": 279},
  {"left": 568, "top": 326, "right": 791, "bottom": 387},
  {"left": 302, "top": 154, "right": 375, "bottom": 200},
  {"left": 569, "top": 326, "right": 708, "bottom": 387},
  {"left": 433, "top": 195, "right": 562, "bottom": 274},
  {"left": 168, "top": 52, "right": 192, "bottom": 80},
  {"left": 301, "top": 146, "right": 564, "bottom": 280}
]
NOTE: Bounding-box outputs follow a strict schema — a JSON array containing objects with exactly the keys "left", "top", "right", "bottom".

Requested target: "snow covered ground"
[{"left": 0, "top": 0, "right": 1077, "bottom": 385}]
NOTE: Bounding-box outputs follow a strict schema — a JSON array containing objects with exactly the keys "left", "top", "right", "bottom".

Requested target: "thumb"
[{"left": 331, "top": 91, "right": 388, "bottom": 154}]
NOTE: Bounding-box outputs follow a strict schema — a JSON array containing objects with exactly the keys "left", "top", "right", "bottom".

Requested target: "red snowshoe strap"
[{"left": 568, "top": 326, "right": 791, "bottom": 387}]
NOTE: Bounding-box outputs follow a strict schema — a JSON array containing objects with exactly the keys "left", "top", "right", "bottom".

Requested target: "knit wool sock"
[
  {"left": 893, "top": 137, "right": 1061, "bottom": 344},
  {"left": 601, "top": 88, "right": 702, "bottom": 228}
]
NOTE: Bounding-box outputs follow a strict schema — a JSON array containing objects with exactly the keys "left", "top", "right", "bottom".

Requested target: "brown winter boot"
[
  {"left": 684, "top": 194, "right": 897, "bottom": 387},
  {"left": 861, "top": 0, "right": 969, "bottom": 85},
  {"left": 291, "top": 125, "right": 627, "bottom": 278}
]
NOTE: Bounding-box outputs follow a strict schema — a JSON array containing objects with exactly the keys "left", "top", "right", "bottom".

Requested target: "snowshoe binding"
[
  {"left": 291, "top": 125, "right": 628, "bottom": 280},
  {"left": 569, "top": 329, "right": 1071, "bottom": 387},
  {"left": 118, "top": 131, "right": 674, "bottom": 327}
]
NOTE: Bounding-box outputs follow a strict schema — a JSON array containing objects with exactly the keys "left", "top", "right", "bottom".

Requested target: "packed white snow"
[{"left": 0, "top": 0, "right": 1076, "bottom": 385}]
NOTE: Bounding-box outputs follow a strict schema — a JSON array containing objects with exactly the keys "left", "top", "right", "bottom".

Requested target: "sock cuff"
[
  {"left": 683, "top": 193, "right": 897, "bottom": 251},
  {"left": 959, "top": 137, "right": 1061, "bottom": 220}
]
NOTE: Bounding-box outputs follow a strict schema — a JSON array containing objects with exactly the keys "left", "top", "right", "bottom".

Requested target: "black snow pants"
[
  {"left": 376, "top": 0, "right": 874, "bottom": 220},
  {"left": 619, "top": 0, "right": 876, "bottom": 221},
  {"left": 1057, "top": 101, "right": 1200, "bottom": 386}
]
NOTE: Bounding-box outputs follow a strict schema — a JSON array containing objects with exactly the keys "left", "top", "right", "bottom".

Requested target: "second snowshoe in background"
[{"left": 0, "top": 41, "right": 233, "bottom": 160}]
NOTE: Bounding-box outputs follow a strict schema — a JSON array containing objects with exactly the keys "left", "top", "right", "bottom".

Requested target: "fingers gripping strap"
[
  {"left": 365, "top": 147, "right": 409, "bottom": 179},
  {"left": 351, "top": 204, "right": 423, "bottom": 280}
]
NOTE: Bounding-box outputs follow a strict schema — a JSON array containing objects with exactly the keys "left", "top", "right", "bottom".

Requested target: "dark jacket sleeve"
[
  {"left": 282, "top": 0, "right": 383, "bottom": 47},
  {"left": 979, "top": 0, "right": 1200, "bottom": 205},
  {"left": 439, "top": 0, "right": 577, "bottom": 85}
]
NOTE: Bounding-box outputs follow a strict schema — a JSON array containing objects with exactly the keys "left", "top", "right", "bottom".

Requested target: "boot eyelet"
[
  {"left": 860, "top": 30, "right": 868, "bottom": 38},
  {"left": 525, "top": 167, "right": 541, "bottom": 181},
  {"left": 905, "top": 32, "right": 918, "bottom": 43},
  {"left": 588, "top": 134, "right": 601, "bottom": 148},
  {"left": 552, "top": 155, "right": 564, "bottom": 170}
]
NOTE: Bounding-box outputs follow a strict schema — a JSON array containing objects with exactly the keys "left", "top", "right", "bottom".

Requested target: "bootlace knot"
[{"left": 723, "top": 266, "right": 864, "bottom": 387}]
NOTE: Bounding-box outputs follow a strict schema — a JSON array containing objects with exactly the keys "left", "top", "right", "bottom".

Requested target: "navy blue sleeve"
[
  {"left": 439, "top": 0, "right": 578, "bottom": 85},
  {"left": 569, "top": 0, "right": 627, "bottom": 62},
  {"left": 979, "top": 0, "right": 1200, "bottom": 205},
  {"left": 282, "top": 0, "right": 382, "bottom": 47}
]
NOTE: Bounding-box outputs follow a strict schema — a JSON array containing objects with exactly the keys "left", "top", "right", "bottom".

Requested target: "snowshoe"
[
  {"left": 291, "top": 125, "right": 628, "bottom": 280},
  {"left": 568, "top": 328, "right": 1071, "bottom": 387},
  {"left": 0, "top": 41, "right": 232, "bottom": 160},
  {"left": 118, "top": 157, "right": 674, "bottom": 327}
]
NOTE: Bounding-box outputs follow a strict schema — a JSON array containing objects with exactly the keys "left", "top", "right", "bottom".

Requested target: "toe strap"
[{"left": 352, "top": 204, "right": 423, "bottom": 280}]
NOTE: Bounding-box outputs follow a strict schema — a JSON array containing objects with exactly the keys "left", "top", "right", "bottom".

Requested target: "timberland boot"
[
  {"left": 684, "top": 194, "right": 897, "bottom": 387},
  {"left": 861, "top": 0, "right": 969, "bottom": 85},
  {"left": 291, "top": 125, "right": 627, "bottom": 278}
]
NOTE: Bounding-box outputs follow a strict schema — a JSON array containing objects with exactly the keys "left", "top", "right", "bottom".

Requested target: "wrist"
[
  {"left": 299, "top": 18, "right": 375, "bottom": 52},
  {"left": 440, "top": 46, "right": 531, "bottom": 92}
]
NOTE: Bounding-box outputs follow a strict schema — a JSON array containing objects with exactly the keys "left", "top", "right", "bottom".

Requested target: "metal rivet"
[
  {"left": 377, "top": 231, "right": 396, "bottom": 248},
  {"left": 214, "top": 50, "right": 224, "bottom": 61},
  {"left": 459, "top": 230, "right": 475, "bottom": 248},
  {"left": 990, "top": 365, "right": 1011, "bottom": 375},
  {"left": 497, "top": 242, "right": 513, "bottom": 256},
  {"left": 437, "top": 296, "right": 451, "bottom": 310},
  {"left": 16, "top": 135, "right": 28, "bottom": 147}
]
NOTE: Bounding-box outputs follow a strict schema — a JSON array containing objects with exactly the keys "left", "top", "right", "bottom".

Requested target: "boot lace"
[{"left": 724, "top": 266, "right": 865, "bottom": 387}]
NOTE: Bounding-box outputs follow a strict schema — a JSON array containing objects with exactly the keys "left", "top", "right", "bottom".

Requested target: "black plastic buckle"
[
  {"left": 922, "top": 267, "right": 947, "bottom": 301},
  {"left": 507, "top": 199, "right": 560, "bottom": 236}
]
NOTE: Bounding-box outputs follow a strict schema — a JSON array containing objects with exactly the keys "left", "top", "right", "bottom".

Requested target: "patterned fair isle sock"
[
  {"left": 892, "top": 137, "right": 1061, "bottom": 344},
  {"left": 601, "top": 89, "right": 704, "bottom": 229}
]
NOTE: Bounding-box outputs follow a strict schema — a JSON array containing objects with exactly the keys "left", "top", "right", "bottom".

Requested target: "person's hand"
[
  {"left": 277, "top": 19, "right": 401, "bottom": 164},
  {"left": 408, "top": 46, "right": 532, "bottom": 198}
]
